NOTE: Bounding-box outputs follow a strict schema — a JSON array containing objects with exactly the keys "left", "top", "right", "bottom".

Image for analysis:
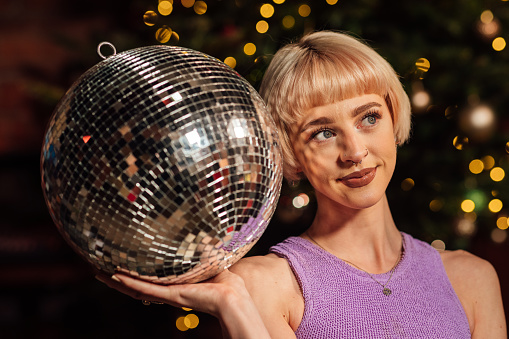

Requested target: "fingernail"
[{"left": 111, "top": 275, "right": 121, "bottom": 283}]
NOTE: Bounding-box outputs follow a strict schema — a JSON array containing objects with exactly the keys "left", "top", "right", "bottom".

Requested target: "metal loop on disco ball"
[{"left": 40, "top": 44, "right": 283, "bottom": 284}]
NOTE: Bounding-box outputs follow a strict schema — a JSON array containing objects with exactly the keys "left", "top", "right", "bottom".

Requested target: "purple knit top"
[{"left": 270, "top": 232, "right": 471, "bottom": 338}]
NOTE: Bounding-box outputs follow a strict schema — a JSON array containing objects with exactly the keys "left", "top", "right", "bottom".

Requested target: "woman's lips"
[{"left": 338, "top": 167, "right": 377, "bottom": 188}]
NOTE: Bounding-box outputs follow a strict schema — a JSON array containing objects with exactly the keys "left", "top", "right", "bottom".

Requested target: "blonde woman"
[{"left": 98, "top": 31, "right": 506, "bottom": 338}]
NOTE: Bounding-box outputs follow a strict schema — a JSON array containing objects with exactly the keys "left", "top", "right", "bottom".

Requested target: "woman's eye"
[
  {"left": 361, "top": 114, "right": 379, "bottom": 126},
  {"left": 314, "top": 129, "right": 334, "bottom": 141}
]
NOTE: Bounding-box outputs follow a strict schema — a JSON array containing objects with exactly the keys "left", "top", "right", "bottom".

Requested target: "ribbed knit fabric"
[{"left": 270, "top": 232, "right": 471, "bottom": 338}]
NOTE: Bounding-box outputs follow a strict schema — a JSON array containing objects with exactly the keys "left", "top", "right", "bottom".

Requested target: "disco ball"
[{"left": 41, "top": 44, "right": 283, "bottom": 284}]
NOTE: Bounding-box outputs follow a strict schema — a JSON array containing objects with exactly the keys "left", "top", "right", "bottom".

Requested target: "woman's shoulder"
[
  {"left": 439, "top": 249, "right": 498, "bottom": 284},
  {"left": 230, "top": 253, "right": 298, "bottom": 294},
  {"left": 439, "top": 249, "right": 506, "bottom": 337}
]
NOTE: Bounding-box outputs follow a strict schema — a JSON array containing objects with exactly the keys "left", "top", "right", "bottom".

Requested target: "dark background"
[{"left": 1, "top": 0, "right": 508, "bottom": 337}]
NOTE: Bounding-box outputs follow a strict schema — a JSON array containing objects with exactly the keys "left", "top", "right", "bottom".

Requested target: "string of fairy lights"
[{"left": 138, "top": 1, "right": 509, "bottom": 332}]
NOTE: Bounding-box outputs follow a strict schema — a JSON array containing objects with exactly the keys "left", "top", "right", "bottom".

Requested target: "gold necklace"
[{"left": 305, "top": 230, "right": 402, "bottom": 296}]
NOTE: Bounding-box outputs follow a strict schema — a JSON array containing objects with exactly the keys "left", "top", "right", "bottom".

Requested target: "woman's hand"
[{"left": 95, "top": 269, "right": 271, "bottom": 339}]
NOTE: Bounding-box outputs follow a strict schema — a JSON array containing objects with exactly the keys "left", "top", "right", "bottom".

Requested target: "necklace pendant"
[{"left": 383, "top": 287, "right": 392, "bottom": 296}]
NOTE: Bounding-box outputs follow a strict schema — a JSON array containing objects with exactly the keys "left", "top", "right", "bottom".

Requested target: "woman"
[{"left": 97, "top": 31, "right": 506, "bottom": 338}]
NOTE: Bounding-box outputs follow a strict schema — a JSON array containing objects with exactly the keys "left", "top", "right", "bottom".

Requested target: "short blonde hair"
[{"left": 259, "top": 31, "right": 412, "bottom": 181}]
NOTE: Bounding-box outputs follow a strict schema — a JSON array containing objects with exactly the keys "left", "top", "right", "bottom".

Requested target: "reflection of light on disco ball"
[{"left": 40, "top": 44, "right": 283, "bottom": 284}]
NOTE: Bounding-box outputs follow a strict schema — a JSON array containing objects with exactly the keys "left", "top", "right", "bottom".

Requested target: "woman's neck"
[{"left": 303, "top": 193, "right": 402, "bottom": 274}]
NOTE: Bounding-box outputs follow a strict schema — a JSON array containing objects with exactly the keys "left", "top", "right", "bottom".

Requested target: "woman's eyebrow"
[
  {"left": 299, "top": 117, "right": 334, "bottom": 134},
  {"left": 353, "top": 102, "right": 382, "bottom": 116}
]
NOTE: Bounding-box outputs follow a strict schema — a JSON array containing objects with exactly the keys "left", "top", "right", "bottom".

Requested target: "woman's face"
[{"left": 290, "top": 94, "right": 397, "bottom": 210}]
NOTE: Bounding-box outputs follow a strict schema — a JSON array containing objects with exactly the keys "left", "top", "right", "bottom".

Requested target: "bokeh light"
[
  {"left": 497, "top": 216, "right": 509, "bottom": 230},
  {"left": 453, "top": 136, "right": 469, "bottom": 150},
  {"left": 293, "top": 193, "right": 310, "bottom": 208},
  {"left": 176, "top": 316, "right": 189, "bottom": 331},
  {"left": 431, "top": 239, "right": 445, "bottom": 250},
  {"left": 273, "top": 0, "right": 285, "bottom": 3},
  {"left": 412, "top": 90, "right": 430, "bottom": 108},
  {"left": 492, "top": 37, "right": 506, "bottom": 51},
  {"left": 171, "top": 31, "right": 180, "bottom": 42},
  {"left": 194, "top": 1, "right": 207, "bottom": 14},
  {"left": 184, "top": 314, "right": 199, "bottom": 329},
  {"left": 224, "top": 56, "right": 236, "bottom": 69},
  {"left": 469, "top": 159, "right": 484, "bottom": 174},
  {"left": 456, "top": 218, "right": 476, "bottom": 236},
  {"left": 461, "top": 199, "right": 475, "bottom": 213},
  {"left": 143, "top": 10, "right": 158, "bottom": 26},
  {"left": 480, "top": 10, "right": 494, "bottom": 24},
  {"left": 491, "top": 228, "right": 507, "bottom": 243},
  {"left": 282, "top": 15, "right": 295, "bottom": 29},
  {"left": 469, "top": 105, "right": 495, "bottom": 129},
  {"left": 482, "top": 155, "right": 495, "bottom": 170},
  {"left": 488, "top": 199, "right": 503, "bottom": 213},
  {"left": 401, "top": 178, "right": 415, "bottom": 191},
  {"left": 490, "top": 167, "right": 505, "bottom": 181},
  {"left": 429, "top": 199, "right": 444, "bottom": 212},
  {"left": 244, "top": 43, "right": 256, "bottom": 56},
  {"left": 260, "top": 4, "right": 275, "bottom": 18},
  {"left": 298, "top": 4, "right": 311, "bottom": 17},
  {"left": 181, "top": 0, "right": 195, "bottom": 8},
  {"left": 155, "top": 26, "right": 172, "bottom": 43},
  {"left": 256, "top": 20, "right": 269, "bottom": 33},
  {"left": 415, "top": 58, "right": 430, "bottom": 72},
  {"left": 505, "top": 142, "right": 509, "bottom": 154},
  {"left": 326, "top": 0, "right": 339, "bottom": 4},
  {"left": 158, "top": 1, "right": 173, "bottom": 16}
]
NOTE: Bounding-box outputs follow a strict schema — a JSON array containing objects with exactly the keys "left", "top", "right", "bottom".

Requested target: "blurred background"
[{"left": 1, "top": 0, "right": 508, "bottom": 337}]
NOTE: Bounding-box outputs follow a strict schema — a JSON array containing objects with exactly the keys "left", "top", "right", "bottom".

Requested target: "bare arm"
[
  {"left": 230, "top": 255, "right": 302, "bottom": 339},
  {"left": 96, "top": 269, "right": 271, "bottom": 339},
  {"left": 442, "top": 250, "right": 506, "bottom": 338}
]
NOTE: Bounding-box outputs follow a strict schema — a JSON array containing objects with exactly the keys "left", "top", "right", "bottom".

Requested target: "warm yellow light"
[
  {"left": 401, "top": 178, "right": 415, "bottom": 191},
  {"left": 490, "top": 167, "right": 505, "bottom": 181},
  {"left": 506, "top": 142, "right": 509, "bottom": 154},
  {"left": 224, "top": 56, "right": 237, "bottom": 69},
  {"left": 158, "top": 1, "right": 173, "bottom": 15},
  {"left": 492, "top": 37, "right": 506, "bottom": 51},
  {"left": 453, "top": 136, "right": 469, "bottom": 150},
  {"left": 184, "top": 314, "right": 199, "bottom": 329},
  {"left": 181, "top": 0, "right": 195, "bottom": 8},
  {"left": 326, "top": 0, "right": 339, "bottom": 4},
  {"left": 298, "top": 4, "right": 311, "bottom": 17},
  {"left": 469, "top": 159, "right": 484, "bottom": 174},
  {"left": 482, "top": 155, "right": 495, "bottom": 170},
  {"left": 496, "top": 216, "right": 509, "bottom": 230},
  {"left": 143, "top": 11, "right": 158, "bottom": 26},
  {"left": 480, "top": 10, "right": 494, "bottom": 24},
  {"left": 429, "top": 199, "right": 444, "bottom": 212},
  {"left": 182, "top": 307, "right": 193, "bottom": 311},
  {"left": 431, "top": 239, "right": 446, "bottom": 251},
  {"left": 273, "top": 0, "right": 285, "bottom": 3},
  {"left": 194, "top": 1, "right": 207, "bottom": 14},
  {"left": 155, "top": 26, "right": 172, "bottom": 43},
  {"left": 415, "top": 58, "right": 430, "bottom": 72},
  {"left": 256, "top": 20, "right": 269, "bottom": 33},
  {"left": 260, "top": 4, "right": 275, "bottom": 18},
  {"left": 461, "top": 199, "right": 475, "bottom": 213},
  {"left": 489, "top": 199, "right": 503, "bottom": 213},
  {"left": 282, "top": 15, "right": 295, "bottom": 29},
  {"left": 171, "top": 31, "right": 180, "bottom": 42},
  {"left": 176, "top": 316, "right": 189, "bottom": 331},
  {"left": 244, "top": 43, "right": 256, "bottom": 56}
]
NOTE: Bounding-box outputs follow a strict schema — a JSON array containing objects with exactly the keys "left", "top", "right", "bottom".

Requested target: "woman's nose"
[{"left": 338, "top": 134, "right": 368, "bottom": 165}]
